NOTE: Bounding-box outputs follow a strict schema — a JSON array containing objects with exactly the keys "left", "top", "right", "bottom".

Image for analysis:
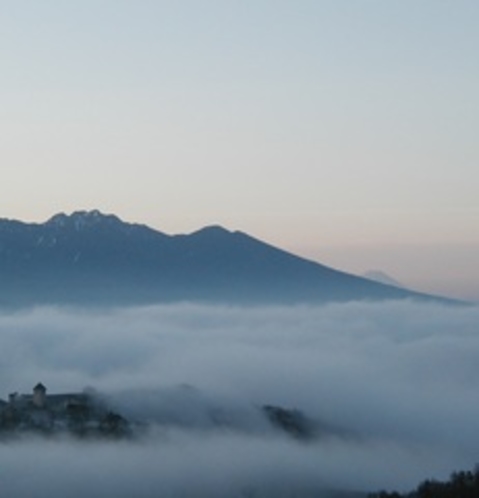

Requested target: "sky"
[
  {"left": 1, "top": 1, "right": 478, "bottom": 301},
  {"left": 1, "top": 302, "right": 479, "bottom": 496}
]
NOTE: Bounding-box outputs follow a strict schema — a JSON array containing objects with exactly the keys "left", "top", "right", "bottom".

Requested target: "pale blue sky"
[{"left": 1, "top": 1, "right": 478, "bottom": 300}]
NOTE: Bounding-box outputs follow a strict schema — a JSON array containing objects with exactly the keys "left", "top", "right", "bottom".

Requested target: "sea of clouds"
[{"left": 0, "top": 301, "right": 478, "bottom": 497}]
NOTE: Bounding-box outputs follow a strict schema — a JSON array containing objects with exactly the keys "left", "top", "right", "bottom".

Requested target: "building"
[{"left": 0, "top": 383, "right": 129, "bottom": 437}]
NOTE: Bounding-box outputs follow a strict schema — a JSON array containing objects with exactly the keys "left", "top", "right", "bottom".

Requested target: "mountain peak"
[
  {"left": 363, "top": 270, "right": 403, "bottom": 288},
  {"left": 46, "top": 210, "right": 122, "bottom": 231},
  {"left": 190, "top": 225, "right": 232, "bottom": 236}
]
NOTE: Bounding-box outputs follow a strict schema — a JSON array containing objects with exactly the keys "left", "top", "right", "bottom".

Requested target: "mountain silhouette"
[
  {"left": 363, "top": 270, "right": 404, "bottom": 288},
  {"left": 0, "top": 210, "right": 453, "bottom": 307}
]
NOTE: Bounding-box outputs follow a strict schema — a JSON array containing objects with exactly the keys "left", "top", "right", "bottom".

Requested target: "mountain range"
[{"left": 0, "top": 210, "right": 453, "bottom": 307}]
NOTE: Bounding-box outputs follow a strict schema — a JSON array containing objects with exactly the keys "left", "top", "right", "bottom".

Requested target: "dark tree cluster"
[
  {"left": 370, "top": 467, "right": 479, "bottom": 498},
  {"left": 262, "top": 404, "right": 316, "bottom": 440}
]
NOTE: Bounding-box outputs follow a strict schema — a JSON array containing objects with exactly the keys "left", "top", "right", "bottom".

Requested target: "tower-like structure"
[{"left": 32, "top": 383, "right": 47, "bottom": 408}]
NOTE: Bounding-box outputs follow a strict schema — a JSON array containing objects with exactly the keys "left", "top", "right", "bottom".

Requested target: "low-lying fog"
[{"left": 0, "top": 301, "right": 478, "bottom": 497}]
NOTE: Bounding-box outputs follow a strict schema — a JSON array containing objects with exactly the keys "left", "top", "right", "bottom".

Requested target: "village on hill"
[{"left": 0, "top": 383, "right": 130, "bottom": 438}]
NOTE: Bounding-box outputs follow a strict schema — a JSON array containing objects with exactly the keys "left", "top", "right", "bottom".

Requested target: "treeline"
[{"left": 370, "top": 467, "right": 479, "bottom": 498}]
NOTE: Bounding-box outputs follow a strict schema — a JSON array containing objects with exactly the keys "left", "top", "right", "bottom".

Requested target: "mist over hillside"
[{"left": 0, "top": 301, "right": 478, "bottom": 497}]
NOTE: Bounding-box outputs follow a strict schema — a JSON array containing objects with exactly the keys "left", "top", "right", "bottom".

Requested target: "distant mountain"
[
  {"left": 0, "top": 210, "right": 455, "bottom": 307},
  {"left": 363, "top": 270, "right": 404, "bottom": 288}
]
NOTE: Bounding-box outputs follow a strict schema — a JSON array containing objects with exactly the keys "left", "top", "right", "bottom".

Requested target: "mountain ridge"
[{"left": 0, "top": 210, "right": 458, "bottom": 307}]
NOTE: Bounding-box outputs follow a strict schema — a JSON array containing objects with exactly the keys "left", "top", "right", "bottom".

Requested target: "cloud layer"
[{"left": 1, "top": 301, "right": 478, "bottom": 496}]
